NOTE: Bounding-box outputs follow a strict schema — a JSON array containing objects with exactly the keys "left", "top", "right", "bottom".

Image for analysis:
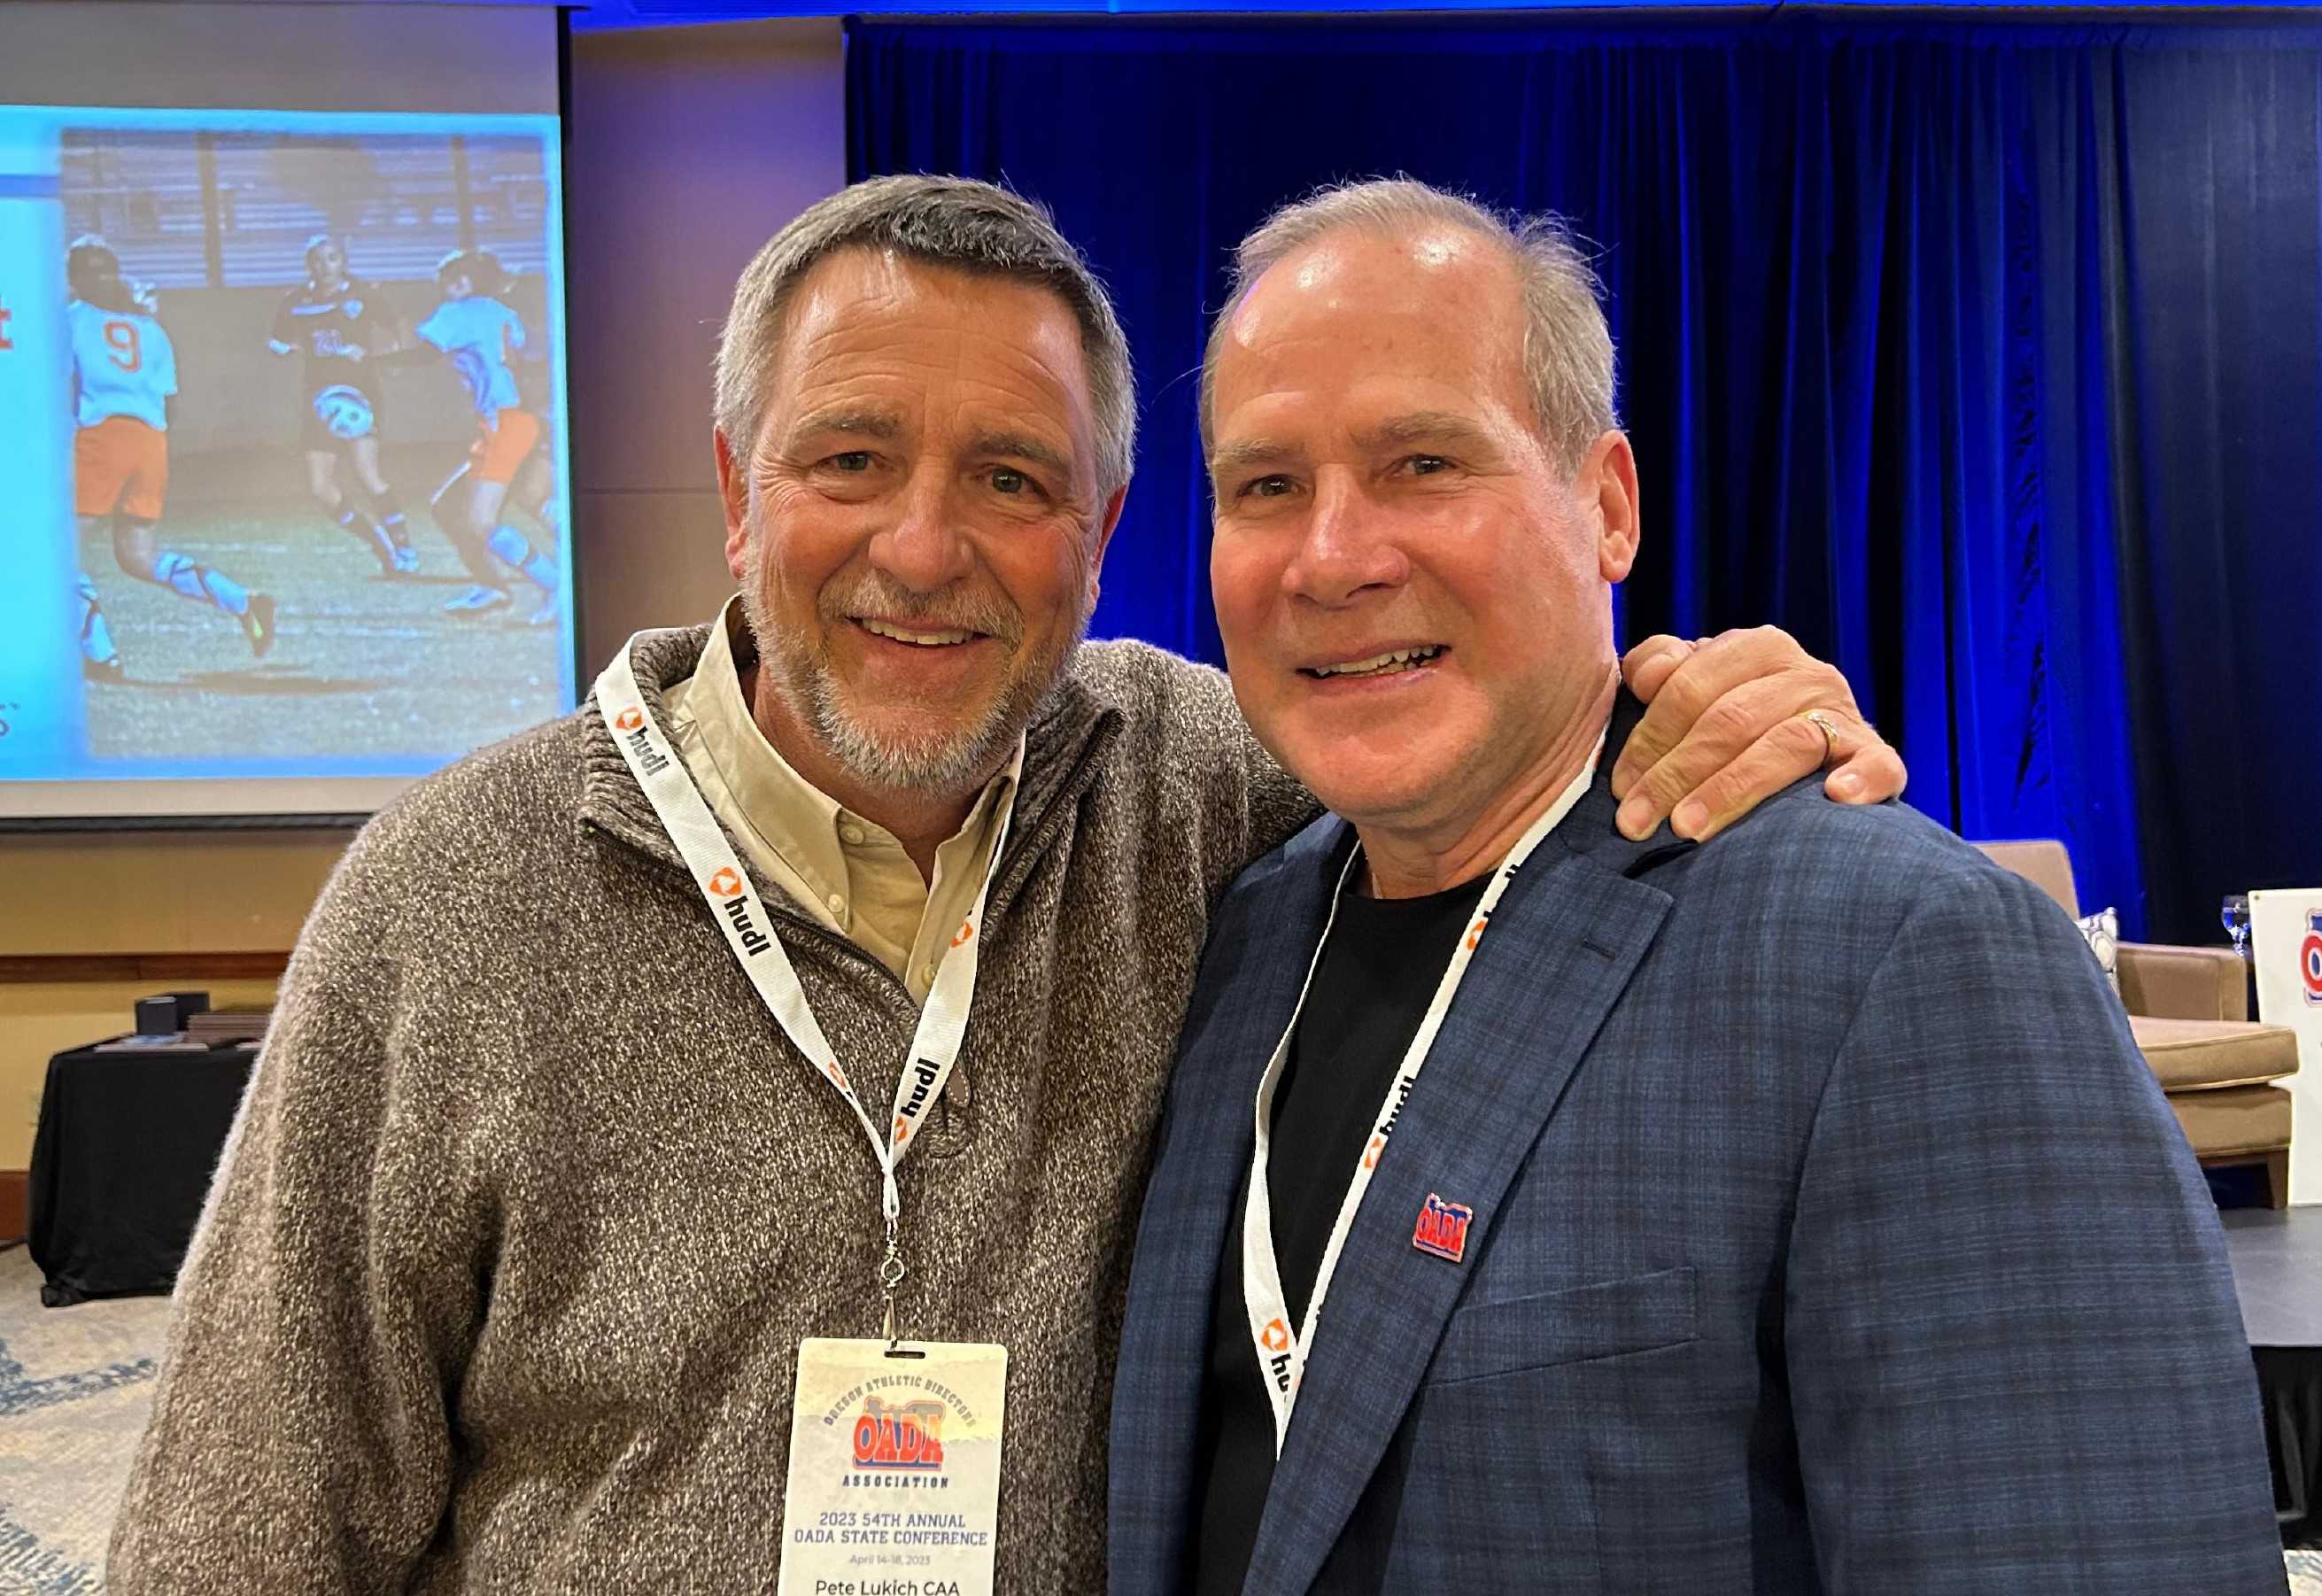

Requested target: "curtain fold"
[{"left": 848, "top": 15, "right": 2322, "bottom": 941}]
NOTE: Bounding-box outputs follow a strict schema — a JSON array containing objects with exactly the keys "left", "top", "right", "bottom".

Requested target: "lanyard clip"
[{"left": 878, "top": 1216, "right": 909, "bottom": 1351}]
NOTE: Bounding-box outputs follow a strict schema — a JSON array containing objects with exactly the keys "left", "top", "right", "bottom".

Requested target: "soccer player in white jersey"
[
  {"left": 68, "top": 237, "right": 276, "bottom": 674},
  {"left": 412, "top": 250, "right": 561, "bottom": 624}
]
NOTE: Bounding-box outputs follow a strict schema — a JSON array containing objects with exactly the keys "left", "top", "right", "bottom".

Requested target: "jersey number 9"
[{"left": 104, "top": 319, "right": 142, "bottom": 373}]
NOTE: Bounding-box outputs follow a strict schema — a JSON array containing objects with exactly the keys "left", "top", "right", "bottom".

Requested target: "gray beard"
[
  {"left": 738, "top": 570, "right": 1084, "bottom": 802},
  {"left": 786, "top": 637, "right": 1034, "bottom": 794}
]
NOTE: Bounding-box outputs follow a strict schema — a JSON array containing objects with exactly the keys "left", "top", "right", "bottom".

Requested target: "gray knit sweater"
[{"left": 107, "top": 625, "right": 1316, "bottom": 1593}]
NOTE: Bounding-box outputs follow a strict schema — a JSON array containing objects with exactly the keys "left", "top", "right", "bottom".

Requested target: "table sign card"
[{"left": 2251, "top": 889, "right": 2322, "bottom": 1204}]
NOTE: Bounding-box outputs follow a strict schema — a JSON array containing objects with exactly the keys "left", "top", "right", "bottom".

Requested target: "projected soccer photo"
[{"left": 0, "top": 110, "right": 572, "bottom": 794}]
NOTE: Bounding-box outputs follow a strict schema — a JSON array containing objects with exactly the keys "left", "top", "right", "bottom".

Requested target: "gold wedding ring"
[{"left": 1801, "top": 709, "right": 1840, "bottom": 763}]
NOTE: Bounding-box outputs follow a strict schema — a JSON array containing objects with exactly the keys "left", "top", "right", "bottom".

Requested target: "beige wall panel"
[
  {"left": 567, "top": 20, "right": 847, "bottom": 497},
  {"left": 0, "top": 832, "right": 346, "bottom": 957},
  {"left": 577, "top": 489, "right": 737, "bottom": 666}
]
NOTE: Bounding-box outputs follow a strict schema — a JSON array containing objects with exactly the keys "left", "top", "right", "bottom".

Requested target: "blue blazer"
[{"left": 1110, "top": 709, "right": 2280, "bottom": 1594}]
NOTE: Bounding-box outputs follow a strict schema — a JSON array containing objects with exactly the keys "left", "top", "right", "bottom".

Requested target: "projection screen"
[{"left": 0, "top": 1, "right": 571, "bottom": 822}]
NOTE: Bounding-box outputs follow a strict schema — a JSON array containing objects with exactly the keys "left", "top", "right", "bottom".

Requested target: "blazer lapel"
[
  {"left": 1242, "top": 769, "right": 1676, "bottom": 1595},
  {"left": 1108, "top": 819, "right": 1355, "bottom": 1594}
]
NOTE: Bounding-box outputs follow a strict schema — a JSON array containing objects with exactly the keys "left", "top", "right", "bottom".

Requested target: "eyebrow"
[
  {"left": 1208, "top": 436, "right": 1306, "bottom": 476},
  {"left": 1209, "top": 411, "right": 1498, "bottom": 476},
  {"left": 786, "top": 407, "right": 902, "bottom": 445},
  {"left": 967, "top": 430, "right": 1075, "bottom": 479},
  {"left": 1357, "top": 411, "right": 1498, "bottom": 453}
]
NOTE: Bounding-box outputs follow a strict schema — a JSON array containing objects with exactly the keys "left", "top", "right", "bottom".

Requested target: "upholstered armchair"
[{"left": 1976, "top": 841, "right": 2299, "bottom": 1208}]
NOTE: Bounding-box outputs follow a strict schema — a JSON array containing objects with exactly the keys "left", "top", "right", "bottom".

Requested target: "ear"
[
  {"left": 715, "top": 427, "right": 750, "bottom": 581},
  {"left": 1085, "top": 482, "right": 1129, "bottom": 610},
  {"left": 1583, "top": 431, "right": 1641, "bottom": 584}
]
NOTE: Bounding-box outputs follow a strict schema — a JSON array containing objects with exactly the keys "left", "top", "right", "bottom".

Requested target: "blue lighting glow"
[{"left": 573, "top": 0, "right": 2310, "bottom": 26}]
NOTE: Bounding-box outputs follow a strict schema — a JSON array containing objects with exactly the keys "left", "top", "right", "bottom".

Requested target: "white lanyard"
[
  {"left": 1242, "top": 732, "right": 1604, "bottom": 1453},
  {"left": 596, "top": 637, "right": 1018, "bottom": 1341}
]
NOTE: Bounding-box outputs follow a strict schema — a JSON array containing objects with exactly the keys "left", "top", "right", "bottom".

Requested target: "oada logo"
[
  {"left": 1412, "top": 1193, "right": 1474, "bottom": 1264},
  {"left": 2302, "top": 910, "right": 2322, "bottom": 1007},
  {"left": 854, "top": 1395, "right": 947, "bottom": 1471},
  {"left": 614, "top": 707, "right": 644, "bottom": 732}
]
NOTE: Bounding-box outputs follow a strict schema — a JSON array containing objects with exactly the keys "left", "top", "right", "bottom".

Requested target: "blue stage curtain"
[{"left": 848, "top": 15, "right": 2322, "bottom": 942}]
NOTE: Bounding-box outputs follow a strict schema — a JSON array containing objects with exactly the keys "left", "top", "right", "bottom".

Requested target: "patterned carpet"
[
  {"left": 0, "top": 1239, "right": 2316, "bottom": 1593},
  {"left": 0, "top": 1248, "right": 166, "bottom": 1596}
]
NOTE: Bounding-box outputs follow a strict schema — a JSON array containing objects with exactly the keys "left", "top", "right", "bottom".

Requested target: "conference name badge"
[{"left": 776, "top": 1338, "right": 1008, "bottom": 1596}]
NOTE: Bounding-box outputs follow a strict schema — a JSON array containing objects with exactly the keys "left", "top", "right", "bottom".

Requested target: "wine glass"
[{"left": 2221, "top": 894, "right": 2252, "bottom": 961}]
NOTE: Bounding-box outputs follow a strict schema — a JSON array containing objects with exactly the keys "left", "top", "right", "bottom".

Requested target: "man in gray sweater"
[{"left": 108, "top": 176, "right": 1903, "bottom": 1592}]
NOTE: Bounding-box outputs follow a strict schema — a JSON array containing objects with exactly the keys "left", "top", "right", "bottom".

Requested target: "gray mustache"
[{"left": 823, "top": 577, "right": 1024, "bottom": 647}]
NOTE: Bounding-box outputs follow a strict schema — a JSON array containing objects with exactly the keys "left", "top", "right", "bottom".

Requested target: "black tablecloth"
[
  {"left": 27, "top": 1042, "right": 257, "bottom": 1306},
  {"left": 2265, "top": 1344, "right": 2322, "bottom": 1545}
]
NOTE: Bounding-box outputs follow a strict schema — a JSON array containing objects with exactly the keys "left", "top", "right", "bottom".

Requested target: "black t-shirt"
[
  {"left": 272, "top": 276, "right": 388, "bottom": 400},
  {"left": 1190, "top": 869, "right": 1490, "bottom": 1595}
]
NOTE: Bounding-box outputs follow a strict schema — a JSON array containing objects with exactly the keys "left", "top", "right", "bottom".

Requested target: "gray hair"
[
  {"left": 1200, "top": 178, "right": 1618, "bottom": 474},
  {"left": 715, "top": 174, "right": 1136, "bottom": 496}
]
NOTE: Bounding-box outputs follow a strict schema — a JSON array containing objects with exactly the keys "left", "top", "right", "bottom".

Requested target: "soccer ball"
[{"left": 313, "top": 384, "right": 375, "bottom": 441}]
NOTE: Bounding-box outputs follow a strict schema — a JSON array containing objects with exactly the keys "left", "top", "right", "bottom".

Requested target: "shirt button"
[
  {"left": 825, "top": 893, "right": 847, "bottom": 917},
  {"left": 922, "top": 961, "right": 938, "bottom": 984},
  {"left": 840, "top": 824, "right": 866, "bottom": 846}
]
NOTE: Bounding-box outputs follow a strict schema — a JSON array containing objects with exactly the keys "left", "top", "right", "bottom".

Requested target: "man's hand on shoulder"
[{"left": 1612, "top": 627, "right": 1907, "bottom": 842}]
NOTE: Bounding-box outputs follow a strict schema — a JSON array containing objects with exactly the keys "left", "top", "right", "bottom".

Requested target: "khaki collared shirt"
[{"left": 661, "top": 600, "right": 1021, "bottom": 1004}]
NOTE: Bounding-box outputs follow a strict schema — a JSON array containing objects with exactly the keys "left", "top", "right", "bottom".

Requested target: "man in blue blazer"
[{"left": 1110, "top": 178, "right": 2281, "bottom": 1593}]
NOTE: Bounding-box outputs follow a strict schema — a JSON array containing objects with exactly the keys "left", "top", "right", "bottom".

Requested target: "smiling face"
[
  {"left": 716, "top": 248, "right": 1123, "bottom": 802},
  {"left": 1206, "top": 225, "right": 1638, "bottom": 853}
]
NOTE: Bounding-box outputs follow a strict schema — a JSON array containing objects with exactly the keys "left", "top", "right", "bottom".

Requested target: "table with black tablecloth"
[{"left": 27, "top": 1041, "right": 258, "bottom": 1307}]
